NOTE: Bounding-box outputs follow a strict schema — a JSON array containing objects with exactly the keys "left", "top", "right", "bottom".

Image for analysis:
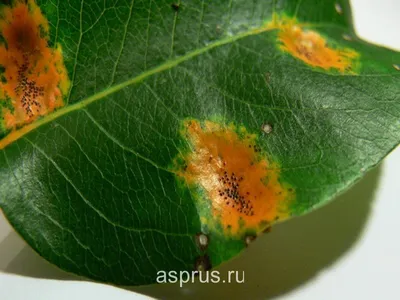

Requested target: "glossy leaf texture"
[{"left": 1, "top": 0, "right": 400, "bottom": 285}]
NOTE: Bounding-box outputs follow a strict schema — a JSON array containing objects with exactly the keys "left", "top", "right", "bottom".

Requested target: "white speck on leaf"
[
  {"left": 342, "top": 33, "right": 352, "bottom": 41},
  {"left": 335, "top": 3, "right": 343, "bottom": 14},
  {"left": 261, "top": 123, "right": 273, "bottom": 134},
  {"left": 198, "top": 233, "right": 208, "bottom": 247}
]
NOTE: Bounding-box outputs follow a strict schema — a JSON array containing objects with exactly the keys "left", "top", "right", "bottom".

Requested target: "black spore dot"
[
  {"left": 171, "top": 3, "right": 180, "bottom": 12},
  {"left": 245, "top": 234, "right": 257, "bottom": 246},
  {"left": 195, "top": 255, "right": 212, "bottom": 272},
  {"left": 263, "top": 226, "right": 272, "bottom": 234}
]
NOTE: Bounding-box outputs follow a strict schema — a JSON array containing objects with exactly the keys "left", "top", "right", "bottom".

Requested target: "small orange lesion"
[
  {"left": 3, "top": 108, "right": 16, "bottom": 128},
  {"left": 268, "top": 15, "right": 359, "bottom": 73},
  {"left": 0, "top": 0, "right": 70, "bottom": 130},
  {"left": 175, "top": 120, "right": 294, "bottom": 235}
]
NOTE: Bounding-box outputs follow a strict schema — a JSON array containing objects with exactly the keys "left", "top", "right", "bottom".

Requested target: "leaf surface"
[{"left": 0, "top": 0, "right": 399, "bottom": 285}]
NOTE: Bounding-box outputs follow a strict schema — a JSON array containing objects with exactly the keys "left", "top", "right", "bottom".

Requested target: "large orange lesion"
[
  {"left": 267, "top": 15, "right": 359, "bottom": 73},
  {"left": 175, "top": 120, "right": 294, "bottom": 235},
  {"left": 0, "top": 0, "right": 70, "bottom": 130}
]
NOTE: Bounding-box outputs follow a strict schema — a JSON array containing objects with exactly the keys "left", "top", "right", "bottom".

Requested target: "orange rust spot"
[
  {"left": 269, "top": 15, "right": 358, "bottom": 73},
  {"left": 0, "top": 0, "right": 70, "bottom": 130},
  {"left": 176, "top": 120, "right": 293, "bottom": 235},
  {"left": 3, "top": 108, "right": 16, "bottom": 128}
]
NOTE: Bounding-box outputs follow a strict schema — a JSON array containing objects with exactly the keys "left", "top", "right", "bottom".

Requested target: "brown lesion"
[
  {"left": 175, "top": 120, "right": 294, "bottom": 235},
  {"left": 0, "top": 0, "right": 70, "bottom": 130},
  {"left": 267, "top": 15, "right": 359, "bottom": 73}
]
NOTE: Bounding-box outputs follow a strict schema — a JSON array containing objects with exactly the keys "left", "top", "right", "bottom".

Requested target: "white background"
[{"left": 1, "top": 0, "right": 400, "bottom": 299}]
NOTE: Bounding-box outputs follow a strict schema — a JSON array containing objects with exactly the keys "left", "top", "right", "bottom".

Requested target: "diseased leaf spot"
[
  {"left": 262, "top": 226, "right": 272, "bottom": 234},
  {"left": 269, "top": 15, "right": 359, "bottom": 73},
  {"left": 245, "top": 234, "right": 256, "bottom": 246},
  {"left": 171, "top": 3, "right": 180, "bottom": 12},
  {"left": 174, "top": 120, "right": 294, "bottom": 235},
  {"left": 264, "top": 72, "right": 271, "bottom": 83},
  {"left": 342, "top": 33, "right": 353, "bottom": 41},
  {"left": 335, "top": 3, "right": 343, "bottom": 14},
  {"left": 196, "top": 233, "right": 209, "bottom": 251},
  {"left": 0, "top": 0, "right": 70, "bottom": 130},
  {"left": 261, "top": 122, "right": 273, "bottom": 134},
  {"left": 195, "top": 255, "right": 212, "bottom": 272},
  {"left": 393, "top": 64, "right": 400, "bottom": 71}
]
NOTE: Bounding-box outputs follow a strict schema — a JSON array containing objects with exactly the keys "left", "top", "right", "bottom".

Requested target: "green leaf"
[{"left": 0, "top": 0, "right": 399, "bottom": 286}]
